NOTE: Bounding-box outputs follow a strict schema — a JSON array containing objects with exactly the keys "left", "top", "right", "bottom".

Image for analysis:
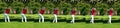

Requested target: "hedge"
[{"left": 0, "top": 14, "right": 120, "bottom": 20}]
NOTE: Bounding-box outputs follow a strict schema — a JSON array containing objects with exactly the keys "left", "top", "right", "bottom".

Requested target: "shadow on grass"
[{"left": 0, "top": 18, "right": 120, "bottom": 23}]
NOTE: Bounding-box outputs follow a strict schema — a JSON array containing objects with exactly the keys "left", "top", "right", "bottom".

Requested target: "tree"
[
  {"left": 37, "top": 0, "right": 47, "bottom": 6},
  {"left": 28, "top": 1, "right": 41, "bottom": 14},
  {"left": 0, "top": 2, "right": 8, "bottom": 14},
  {"left": 19, "top": 0, "right": 30, "bottom": 6},
  {"left": 51, "top": 0, "right": 61, "bottom": 6},
  {"left": 44, "top": 1, "right": 55, "bottom": 14},
  {"left": 113, "top": 2, "right": 120, "bottom": 15},
  {"left": 69, "top": 0, "right": 78, "bottom": 7},
  {"left": 2, "top": 0, "right": 13, "bottom": 6},
  {"left": 95, "top": 2, "right": 108, "bottom": 15},
  {"left": 58, "top": 1, "right": 72, "bottom": 15},
  {"left": 76, "top": 2, "right": 91, "bottom": 15},
  {"left": 10, "top": 1, "right": 24, "bottom": 14}
]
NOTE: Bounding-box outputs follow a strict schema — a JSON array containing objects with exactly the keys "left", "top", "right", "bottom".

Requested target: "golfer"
[
  {"left": 21, "top": 7, "right": 27, "bottom": 22},
  {"left": 71, "top": 7, "right": 76, "bottom": 23},
  {"left": 108, "top": 8, "right": 113, "bottom": 24},
  {"left": 39, "top": 7, "right": 45, "bottom": 23},
  {"left": 4, "top": 7, "right": 10, "bottom": 22},
  {"left": 90, "top": 8, "right": 96, "bottom": 24},
  {"left": 53, "top": 7, "right": 58, "bottom": 23}
]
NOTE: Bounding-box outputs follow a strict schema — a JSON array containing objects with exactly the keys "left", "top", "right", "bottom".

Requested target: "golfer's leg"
[
  {"left": 24, "top": 15, "right": 27, "bottom": 22},
  {"left": 73, "top": 15, "right": 75, "bottom": 23},
  {"left": 7, "top": 15, "right": 10, "bottom": 22},
  {"left": 109, "top": 15, "right": 112, "bottom": 24},
  {"left": 53, "top": 19, "right": 55, "bottom": 23},
  {"left": 92, "top": 15, "right": 94, "bottom": 24},
  {"left": 39, "top": 14, "right": 41, "bottom": 22},
  {"left": 41, "top": 15, "right": 44, "bottom": 23},
  {"left": 5, "top": 15, "right": 7, "bottom": 22},
  {"left": 71, "top": 15, "right": 74, "bottom": 23},
  {"left": 53, "top": 18, "right": 55, "bottom": 23},
  {"left": 90, "top": 15, "right": 92, "bottom": 22},
  {"left": 108, "top": 15, "right": 110, "bottom": 23},
  {"left": 91, "top": 15, "right": 94, "bottom": 24},
  {"left": 53, "top": 18, "right": 54, "bottom": 23},
  {"left": 110, "top": 16, "right": 112, "bottom": 24},
  {"left": 53, "top": 14, "right": 55, "bottom": 23},
  {"left": 55, "top": 15, "right": 57, "bottom": 23},
  {"left": 22, "top": 15, "right": 24, "bottom": 22}
]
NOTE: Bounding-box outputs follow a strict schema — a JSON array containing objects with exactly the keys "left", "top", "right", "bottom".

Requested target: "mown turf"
[
  {"left": 0, "top": 21, "right": 120, "bottom": 28},
  {"left": 0, "top": 14, "right": 120, "bottom": 28}
]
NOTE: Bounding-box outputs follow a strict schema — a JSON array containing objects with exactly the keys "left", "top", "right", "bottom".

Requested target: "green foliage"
[
  {"left": 44, "top": 1, "right": 55, "bottom": 10},
  {"left": 58, "top": 1, "right": 72, "bottom": 8},
  {"left": 28, "top": 1, "right": 41, "bottom": 7},
  {"left": 11, "top": 1, "right": 24, "bottom": 7},
  {"left": 10, "top": 1, "right": 24, "bottom": 14},
  {"left": 0, "top": 14, "right": 120, "bottom": 20},
  {"left": 76, "top": 2, "right": 91, "bottom": 15},
  {"left": 0, "top": 2, "right": 8, "bottom": 14},
  {"left": 0, "top": 0, "right": 120, "bottom": 15},
  {"left": 95, "top": 2, "right": 108, "bottom": 15},
  {"left": 28, "top": 1, "right": 41, "bottom": 14},
  {"left": 0, "top": 7, "right": 5, "bottom": 14},
  {"left": 0, "top": 2, "right": 8, "bottom": 7},
  {"left": 113, "top": 2, "right": 120, "bottom": 15},
  {"left": 58, "top": 1, "right": 72, "bottom": 15}
]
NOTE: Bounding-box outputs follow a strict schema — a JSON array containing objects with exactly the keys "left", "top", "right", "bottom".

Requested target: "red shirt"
[
  {"left": 54, "top": 9, "right": 58, "bottom": 15},
  {"left": 91, "top": 9, "right": 96, "bottom": 15},
  {"left": 108, "top": 10, "right": 113, "bottom": 15},
  {"left": 5, "top": 8, "right": 10, "bottom": 14},
  {"left": 71, "top": 10, "right": 76, "bottom": 15},
  {"left": 39, "top": 9, "right": 45, "bottom": 14},
  {"left": 22, "top": 8, "right": 27, "bottom": 14}
]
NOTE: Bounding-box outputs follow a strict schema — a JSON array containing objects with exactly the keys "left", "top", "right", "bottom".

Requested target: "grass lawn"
[
  {"left": 0, "top": 14, "right": 120, "bottom": 28},
  {"left": 0, "top": 21, "right": 120, "bottom": 28}
]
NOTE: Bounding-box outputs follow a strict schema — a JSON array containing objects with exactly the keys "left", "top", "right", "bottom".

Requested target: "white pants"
[
  {"left": 90, "top": 15, "right": 94, "bottom": 24},
  {"left": 39, "top": 14, "right": 44, "bottom": 23},
  {"left": 53, "top": 14, "right": 57, "bottom": 23},
  {"left": 108, "top": 15, "right": 112, "bottom": 24},
  {"left": 71, "top": 15, "right": 75, "bottom": 23},
  {"left": 4, "top": 14, "right": 10, "bottom": 22},
  {"left": 21, "top": 14, "right": 27, "bottom": 22}
]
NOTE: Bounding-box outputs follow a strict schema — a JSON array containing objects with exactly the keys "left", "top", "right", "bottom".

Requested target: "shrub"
[
  {"left": 0, "top": 14, "right": 120, "bottom": 20},
  {"left": 0, "top": 2, "right": 8, "bottom": 14}
]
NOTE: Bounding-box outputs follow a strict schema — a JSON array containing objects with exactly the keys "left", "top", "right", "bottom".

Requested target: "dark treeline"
[{"left": 0, "top": 0, "right": 120, "bottom": 15}]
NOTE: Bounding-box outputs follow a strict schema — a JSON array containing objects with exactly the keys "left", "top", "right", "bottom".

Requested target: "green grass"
[
  {"left": 0, "top": 14, "right": 120, "bottom": 28},
  {"left": 0, "top": 22, "right": 120, "bottom": 28}
]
